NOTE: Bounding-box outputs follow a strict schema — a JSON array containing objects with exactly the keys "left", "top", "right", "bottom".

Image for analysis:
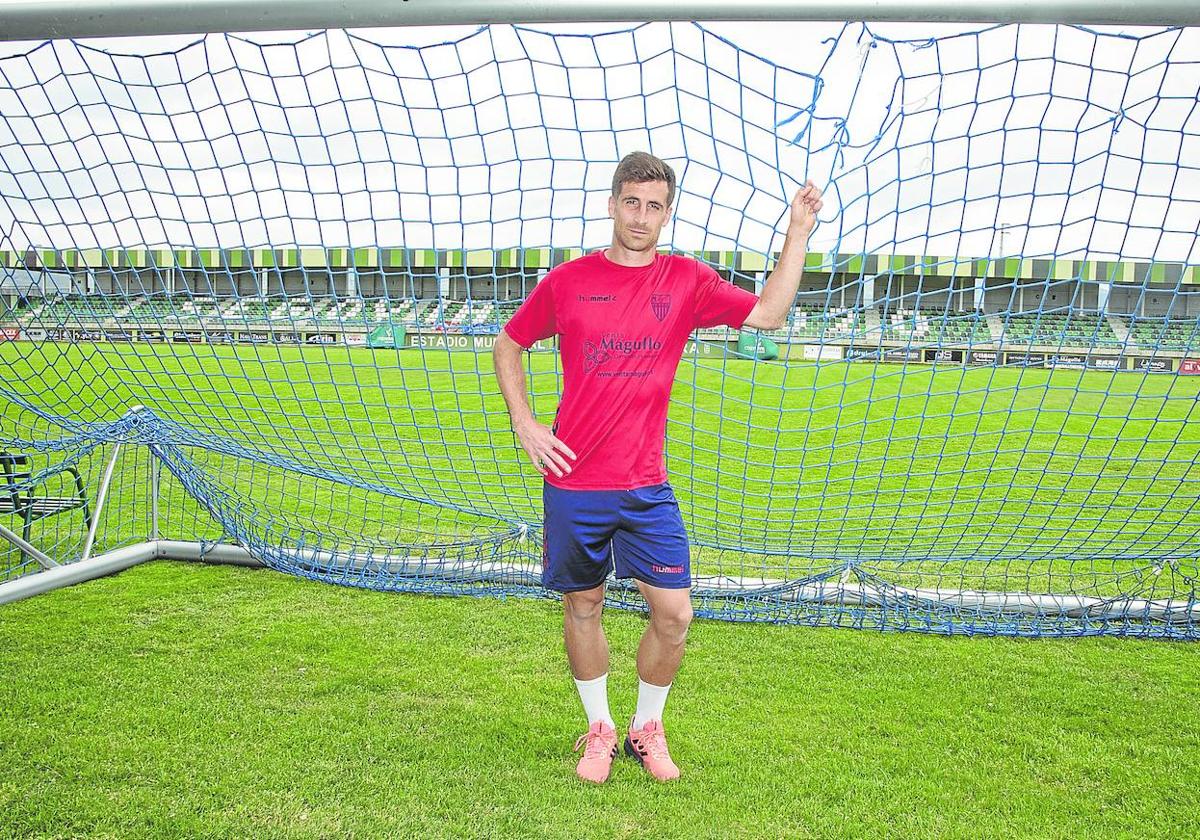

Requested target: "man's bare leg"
[
  {"left": 624, "top": 580, "right": 692, "bottom": 780},
  {"left": 564, "top": 585, "right": 612, "bottom": 723},
  {"left": 563, "top": 584, "right": 618, "bottom": 783},
  {"left": 563, "top": 584, "right": 609, "bottom": 680},
  {"left": 635, "top": 581, "right": 693, "bottom": 687}
]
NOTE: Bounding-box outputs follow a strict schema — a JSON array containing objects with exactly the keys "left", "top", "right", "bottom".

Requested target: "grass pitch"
[{"left": 1, "top": 561, "right": 1198, "bottom": 838}]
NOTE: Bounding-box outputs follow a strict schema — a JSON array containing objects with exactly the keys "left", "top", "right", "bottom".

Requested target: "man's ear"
[{"left": 607, "top": 194, "right": 616, "bottom": 219}]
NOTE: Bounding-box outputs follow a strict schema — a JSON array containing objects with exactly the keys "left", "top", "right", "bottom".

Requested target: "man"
[{"left": 494, "top": 151, "right": 822, "bottom": 783}]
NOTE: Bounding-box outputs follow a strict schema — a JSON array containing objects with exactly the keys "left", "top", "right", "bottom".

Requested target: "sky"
[{"left": 0, "top": 20, "right": 1196, "bottom": 263}]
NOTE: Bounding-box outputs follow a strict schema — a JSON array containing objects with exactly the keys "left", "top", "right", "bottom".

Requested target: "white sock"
[
  {"left": 574, "top": 673, "right": 615, "bottom": 729},
  {"left": 632, "top": 679, "right": 672, "bottom": 729}
]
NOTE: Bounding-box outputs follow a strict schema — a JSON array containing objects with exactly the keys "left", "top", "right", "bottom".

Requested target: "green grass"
[{"left": 1, "top": 561, "right": 1197, "bottom": 838}]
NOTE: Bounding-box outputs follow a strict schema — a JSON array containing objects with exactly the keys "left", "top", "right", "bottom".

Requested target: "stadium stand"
[
  {"left": 880, "top": 308, "right": 993, "bottom": 344},
  {"left": 6, "top": 291, "right": 1200, "bottom": 355},
  {"left": 1000, "top": 312, "right": 1123, "bottom": 347},
  {"left": 768, "top": 303, "right": 866, "bottom": 341},
  {"left": 1126, "top": 316, "right": 1200, "bottom": 351}
]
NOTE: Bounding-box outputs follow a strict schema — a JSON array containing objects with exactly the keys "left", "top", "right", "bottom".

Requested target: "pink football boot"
[
  {"left": 624, "top": 718, "right": 681, "bottom": 781},
  {"left": 573, "top": 720, "right": 618, "bottom": 783}
]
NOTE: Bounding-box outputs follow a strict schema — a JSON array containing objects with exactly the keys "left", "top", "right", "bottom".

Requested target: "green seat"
[{"left": 0, "top": 452, "right": 91, "bottom": 563}]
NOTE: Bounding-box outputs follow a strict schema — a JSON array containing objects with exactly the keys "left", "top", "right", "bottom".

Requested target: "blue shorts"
[{"left": 541, "top": 482, "right": 691, "bottom": 593}]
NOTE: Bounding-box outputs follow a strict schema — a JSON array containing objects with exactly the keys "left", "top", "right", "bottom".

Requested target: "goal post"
[
  {"left": 0, "top": 0, "right": 1198, "bottom": 41},
  {"left": 0, "top": 5, "right": 1198, "bottom": 638}
]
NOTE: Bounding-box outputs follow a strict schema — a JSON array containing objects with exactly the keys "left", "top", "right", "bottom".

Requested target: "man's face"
[{"left": 608, "top": 180, "right": 672, "bottom": 254}]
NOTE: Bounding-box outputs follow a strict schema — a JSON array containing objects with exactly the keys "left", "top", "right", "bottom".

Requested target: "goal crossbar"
[{"left": 0, "top": 0, "right": 1197, "bottom": 42}]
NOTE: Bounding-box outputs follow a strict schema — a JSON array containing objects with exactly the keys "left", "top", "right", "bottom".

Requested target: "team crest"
[{"left": 650, "top": 293, "right": 671, "bottom": 322}]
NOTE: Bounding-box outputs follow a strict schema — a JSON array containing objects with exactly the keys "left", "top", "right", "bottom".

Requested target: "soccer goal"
[{"left": 1, "top": 1, "right": 1198, "bottom": 638}]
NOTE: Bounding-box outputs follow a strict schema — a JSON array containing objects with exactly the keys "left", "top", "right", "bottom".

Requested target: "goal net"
[{"left": 1, "top": 21, "right": 1198, "bottom": 636}]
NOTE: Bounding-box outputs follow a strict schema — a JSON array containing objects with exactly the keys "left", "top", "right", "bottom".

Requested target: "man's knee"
[
  {"left": 649, "top": 599, "right": 693, "bottom": 643},
  {"left": 563, "top": 587, "right": 605, "bottom": 625}
]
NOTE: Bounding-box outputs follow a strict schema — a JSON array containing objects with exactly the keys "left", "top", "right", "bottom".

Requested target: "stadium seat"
[{"left": 0, "top": 452, "right": 92, "bottom": 563}]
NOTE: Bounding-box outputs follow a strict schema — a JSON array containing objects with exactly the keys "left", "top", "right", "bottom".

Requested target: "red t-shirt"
[{"left": 503, "top": 250, "right": 759, "bottom": 490}]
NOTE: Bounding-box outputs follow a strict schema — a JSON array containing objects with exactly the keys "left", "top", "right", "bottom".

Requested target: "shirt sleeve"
[
  {"left": 693, "top": 261, "right": 759, "bottom": 329},
  {"left": 502, "top": 272, "right": 557, "bottom": 348}
]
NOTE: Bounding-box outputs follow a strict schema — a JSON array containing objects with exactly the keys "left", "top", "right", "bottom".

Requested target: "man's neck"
[{"left": 605, "top": 243, "right": 657, "bottom": 268}]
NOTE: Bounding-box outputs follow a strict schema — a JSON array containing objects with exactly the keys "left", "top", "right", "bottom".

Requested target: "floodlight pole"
[{"left": 0, "top": 0, "right": 1196, "bottom": 41}]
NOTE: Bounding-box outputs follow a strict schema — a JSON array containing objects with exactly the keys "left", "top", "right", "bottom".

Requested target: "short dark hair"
[{"left": 612, "top": 151, "right": 676, "bottom": 208}]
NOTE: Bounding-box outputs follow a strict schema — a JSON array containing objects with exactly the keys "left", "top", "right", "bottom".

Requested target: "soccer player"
[{"left": 494, "top": 151, "right": 822, "bottom": 783}]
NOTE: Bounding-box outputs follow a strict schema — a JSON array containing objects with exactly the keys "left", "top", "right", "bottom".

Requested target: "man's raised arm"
[{"left": 742, "top": 180, "right": 824, "bottom": 331}]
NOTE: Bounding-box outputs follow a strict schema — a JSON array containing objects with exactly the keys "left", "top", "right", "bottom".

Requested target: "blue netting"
[{"left": 1, "top": 22, "right": 1198, "bottom": 636}]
